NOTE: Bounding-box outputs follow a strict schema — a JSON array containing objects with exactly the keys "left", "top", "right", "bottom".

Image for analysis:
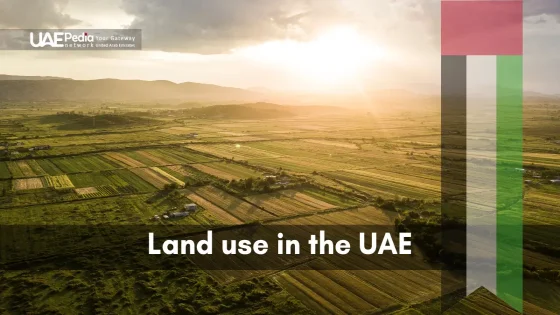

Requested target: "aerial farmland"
[{"left": 0, "top": 100, "right": 558, "bottom": 315}]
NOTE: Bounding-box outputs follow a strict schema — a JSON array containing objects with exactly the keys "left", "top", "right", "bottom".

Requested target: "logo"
[{"left": 29, "top": 32, "right": 94, "bottom": 48}]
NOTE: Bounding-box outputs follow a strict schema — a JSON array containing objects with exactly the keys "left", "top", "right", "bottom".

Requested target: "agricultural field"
[
  {"left": 150, "top": 166, "right": 185, "bottom": 186},
  {"left": 0, "top": 161, "right": 12, "bottom": 179},
  {"left": 44, "top": 175, "right": 74, "bottom": 189},
  {"left": 0, "top": 100, "right": 558, "bottom": 314},
  {"left": 131, "top": 167, "right": 178, "bottom": 189},
  {"left": 103, "top": 152, "right": 146, "bottom": 168},
  {"left": 244, "top": 190, "right": 337, "bottom": 217},
  {"left": 324, "top": 168, "right": 440, "bottom": 200},
  {"left": 49, "top": 155, "right": 121, "bottom": 173},
  {"left": 187, "top": 186, "right": 276, "bottom": 222},
  {"left": 13, "top": 177, "right": 44, "bottom": 190},
  {"left": 70, "top": 170, "right": 157, "bottom": 194},
  {"left": 191, "top": 161, "right": 260, "bottom": 180}
]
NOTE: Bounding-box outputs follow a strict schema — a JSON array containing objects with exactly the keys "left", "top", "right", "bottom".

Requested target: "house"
[{"left": 184, "top": 203, "right": 197, "bottom": 211}]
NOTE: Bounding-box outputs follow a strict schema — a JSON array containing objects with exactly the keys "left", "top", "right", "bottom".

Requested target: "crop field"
[
  {"left": 0, "top": 194, "right": 184, "bottom": 224},
  {"left": 103, "top": 152, "right": 146, "bottom": 168},
  {"left": 183, "top": 190, "right": 243, "bottom": 225},
  {"left": 0, "top": 101, "right": 559, "bottom": 314},
  {"left": 35, "top": 159, "right": 64, "bottom": 175},
  {"left": 49, "top": 155, "right": 120, "bottom": 173},
  {"left": 188, "top": 143, "right": 283, "bottom": 160},
  {"left": 298, "top": 188, "right": 362, "bottom": 207},
  {"left": 119, "top": 151, "right": 161, "bottom": 166},
  {"left": 15, "top": 161, "right": 38, "bottom": 177},
  {"left": 70, "top": 170, "right": 157, "bottom": 194},
  {"left": 74, "top": 186, "right": 98, "bottom": 195},
  {"left": 188, "top": 186, "right": 276, "bottom": 222},
  {"left": 245, "top": 190, "right": 336, "bottom": 217},
  {"left": 270, "top": 207, "right": 449, "bottom": 313},
  {"left": 44, "top": 175, "right": 74, "bottom": 189},
  {"left": 13, "top": 177, "right": 44, "bottom": 190},
  {"left": 324, "top": 169, "right": 440, "bottom": 200},
  {"left": 302, "top": 139, "right": 360, "bottom": 149},
  {"left": 150, "top": 167, "right": 185, "bottom": 186},
  {"left": 0, "top": 179, "right": 10, "bottom": 192},
  {"left": 275, "top": 268, "right": 400, "bottom": 314},
  {"left": 524, "top": 152, "right": 560, "bottom": 169},
  {"left": 0, "top": 161, "right": 11, "bottom": 179},
  {"left": 6, "top": 161, "right": 25, "bottom": 178},
  {"left": 191, "top": 161, "right": 259, "bottom": 180},
  {"left": 130, "top": 167, "right": 176, "bottom": 189},
  {"left": 139, "top": 148, "right": 215, "bottom": 165},
  {"left": 135, "top": 150, "right": 171, "bottom": 165},
  {"left": 250, "top": 156, "right": 355, "bottom": 173},
  {"left": 25, "top": 160, "right": 47, "bottom": 176},
  {"left": 166, "top": 164, "right": 191, "bottom": 176}
]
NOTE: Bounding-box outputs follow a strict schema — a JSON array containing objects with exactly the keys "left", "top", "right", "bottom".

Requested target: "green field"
[{"left": 0, "top": 100, "right": 558, "bottom": 314}]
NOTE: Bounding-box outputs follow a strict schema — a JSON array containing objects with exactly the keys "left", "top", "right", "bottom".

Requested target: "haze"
[{"left": 0, "top": 0, "right": 559, "bottom": 95}]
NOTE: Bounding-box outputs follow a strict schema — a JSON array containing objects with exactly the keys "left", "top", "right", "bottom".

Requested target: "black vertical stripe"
[{"left": 441, "top": 55, "right": 467, "bottom": 312}]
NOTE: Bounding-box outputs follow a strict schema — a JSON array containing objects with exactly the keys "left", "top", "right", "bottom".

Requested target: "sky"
[{"left": 0, "top": 0, "right": 559, "bottom": 94}]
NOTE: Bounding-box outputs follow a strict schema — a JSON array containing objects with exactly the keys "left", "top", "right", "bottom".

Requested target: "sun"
[{"left": 234, "top": 26, "right": 386, "bottom": 89}]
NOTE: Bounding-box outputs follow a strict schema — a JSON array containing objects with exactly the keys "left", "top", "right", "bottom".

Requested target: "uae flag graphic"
[{"left": 441, "top": 0, "right": 523, "bottom": 313}]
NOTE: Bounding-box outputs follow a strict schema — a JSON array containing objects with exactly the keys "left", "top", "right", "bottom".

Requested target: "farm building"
[
  {"left": 550, "top": 179, "right": 560, "bottom": 184},
  {"left": 184, "top": 203, "right": 197, "bottom": 211},
  {"left": 186, "top": 133, "right": 199, "bottom": 138},
  {"left": 170, "top": 212, "right": 189, "bottom": 218}
]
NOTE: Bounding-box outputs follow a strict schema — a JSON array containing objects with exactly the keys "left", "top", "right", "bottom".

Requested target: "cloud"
[
  {"left": 121, "top": 0, "right": 352, "bottom": 54},
  {"left": 0, "top": 0, "right": 81, "bottom": 28},
  {"left": 524, "top": 0, "right": 560, "bottom": 19}
]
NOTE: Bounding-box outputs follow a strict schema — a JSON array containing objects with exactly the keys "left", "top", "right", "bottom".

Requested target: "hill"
[
  {"left": 39, "top": 113, "right": 160, "bottom": 130},
  {"left": 184, "top": 102, "right": 346, "bottom": 119},
  {"left": 0, "top": 79, "right": 261, "bottom": 103},
  {"left": 0, "top": 74, "right": 71, "bottom": 81}
]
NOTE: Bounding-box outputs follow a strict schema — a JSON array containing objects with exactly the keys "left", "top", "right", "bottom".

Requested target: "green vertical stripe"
[{"left": 496, "top": 55, "right": 523, "bottom": 312}]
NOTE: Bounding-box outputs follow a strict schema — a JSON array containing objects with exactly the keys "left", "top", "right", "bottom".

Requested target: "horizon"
[{"left": 0, "top": 0, "right": 559, "bottom": 95}]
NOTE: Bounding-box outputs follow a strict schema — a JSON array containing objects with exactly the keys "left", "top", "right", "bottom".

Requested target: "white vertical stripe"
[{"left": 466, "top": 55, "right": 497, "bottom": 295}]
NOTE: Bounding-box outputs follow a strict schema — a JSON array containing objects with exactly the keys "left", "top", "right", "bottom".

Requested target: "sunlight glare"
[{"left": 233, "top": 26, "right": 386, "bottom": 88}]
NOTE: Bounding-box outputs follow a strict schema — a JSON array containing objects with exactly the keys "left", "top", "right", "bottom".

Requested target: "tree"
[{"left": 244, "top": 177, "right": 254, "bottom": 190}]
